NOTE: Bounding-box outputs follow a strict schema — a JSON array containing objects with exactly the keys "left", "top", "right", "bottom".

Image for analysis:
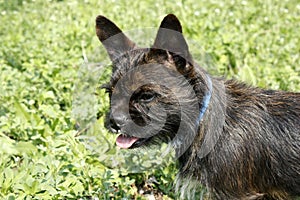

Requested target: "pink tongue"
[{"left": 116, "top": 135, "right": 139, "bottom": 149}]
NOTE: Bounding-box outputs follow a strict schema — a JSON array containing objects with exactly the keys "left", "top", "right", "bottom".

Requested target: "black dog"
[{"left": 96, "top": 14, "right": 300, "bottom": 199}]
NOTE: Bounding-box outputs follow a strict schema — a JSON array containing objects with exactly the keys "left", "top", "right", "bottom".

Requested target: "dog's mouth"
[{"left": 116, "top": 134, "right": 151, "bottom": 149}]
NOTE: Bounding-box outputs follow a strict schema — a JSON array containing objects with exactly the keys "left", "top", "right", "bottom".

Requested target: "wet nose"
[{"left": 109, "top": 114, "right": 126, "bottom": 132}]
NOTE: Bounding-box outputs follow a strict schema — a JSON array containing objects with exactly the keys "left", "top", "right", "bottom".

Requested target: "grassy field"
[{"left": 0, "top": 0, "right": 299, "bottom": 199}]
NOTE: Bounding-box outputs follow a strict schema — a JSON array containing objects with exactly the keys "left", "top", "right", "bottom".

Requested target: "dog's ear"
[
  {"left": 153, "top": 14, "right": 193, "bottom": 70},
  {"left": 96, "top": 15, "right": 136, "bottom": 61}
]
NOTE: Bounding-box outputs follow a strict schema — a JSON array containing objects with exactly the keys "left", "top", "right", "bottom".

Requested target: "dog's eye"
[{"left": 139, "top": 92, "right": 155, "bottom": 103}]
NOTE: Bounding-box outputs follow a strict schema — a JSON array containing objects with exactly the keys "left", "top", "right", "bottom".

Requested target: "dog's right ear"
[
  {"left": 152, "top": 14, "right": 194, "bottom": 73},
  {"left": 96, "top": 15, "right": 136, "bottom": 61}
]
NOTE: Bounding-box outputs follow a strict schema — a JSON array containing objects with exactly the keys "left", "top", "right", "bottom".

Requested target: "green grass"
[{"left": 0, "top": 0, "right": 299, "bottom": 199}]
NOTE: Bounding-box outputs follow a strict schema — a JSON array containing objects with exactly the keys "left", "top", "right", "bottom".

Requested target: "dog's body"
[
  {"left": 96, "top": 14, "right": 300, "bottom": 199},
  {"left": 178, "top": 79, "right": 300, "bottom": 199}
]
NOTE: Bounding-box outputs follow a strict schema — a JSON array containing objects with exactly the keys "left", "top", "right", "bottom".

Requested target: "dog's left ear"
[
  {"left": 96, "top": 15, "right": 136, "bottom": 61},
  {"left": 153, "top": 14, "right": 193, "bottom": 70}
]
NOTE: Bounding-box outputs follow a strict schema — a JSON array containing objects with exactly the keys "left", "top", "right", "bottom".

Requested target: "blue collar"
[{"left": 196, "top": 75, "right": 212, "bottom": 125}]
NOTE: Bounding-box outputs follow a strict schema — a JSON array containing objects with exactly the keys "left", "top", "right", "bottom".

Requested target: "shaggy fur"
[{"left": 96, "top": 14, "right": 300, "bottom": 200}]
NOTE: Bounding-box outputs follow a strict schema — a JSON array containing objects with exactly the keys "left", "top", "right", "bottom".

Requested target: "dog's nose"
[{"left": 109, "top": 114, "right": 126, "bottom": 132}]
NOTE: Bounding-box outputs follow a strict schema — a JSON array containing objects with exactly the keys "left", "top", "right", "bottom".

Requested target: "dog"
[{"left": 95, "top": 14, "right": 300, "bottom": 199}]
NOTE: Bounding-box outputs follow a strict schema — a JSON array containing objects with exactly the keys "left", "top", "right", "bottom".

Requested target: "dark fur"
[{"left": 96, "top": 14, "right": 300, "bottom": 199}]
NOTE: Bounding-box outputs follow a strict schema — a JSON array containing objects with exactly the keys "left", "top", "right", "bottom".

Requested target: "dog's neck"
[
  {"left": 196, "top": 74, "right": 213, "bottom": 126},
  {"left": 179, "top": 77, "right": 226, "bottom": 175},
  {"left": 178, "top": 74, "right": 213, "bottom": 170}
]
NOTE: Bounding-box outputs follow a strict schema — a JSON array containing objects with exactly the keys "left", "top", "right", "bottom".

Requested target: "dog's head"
[{"left": 96, "top": 14, "right": 211, "bottom": 155}]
